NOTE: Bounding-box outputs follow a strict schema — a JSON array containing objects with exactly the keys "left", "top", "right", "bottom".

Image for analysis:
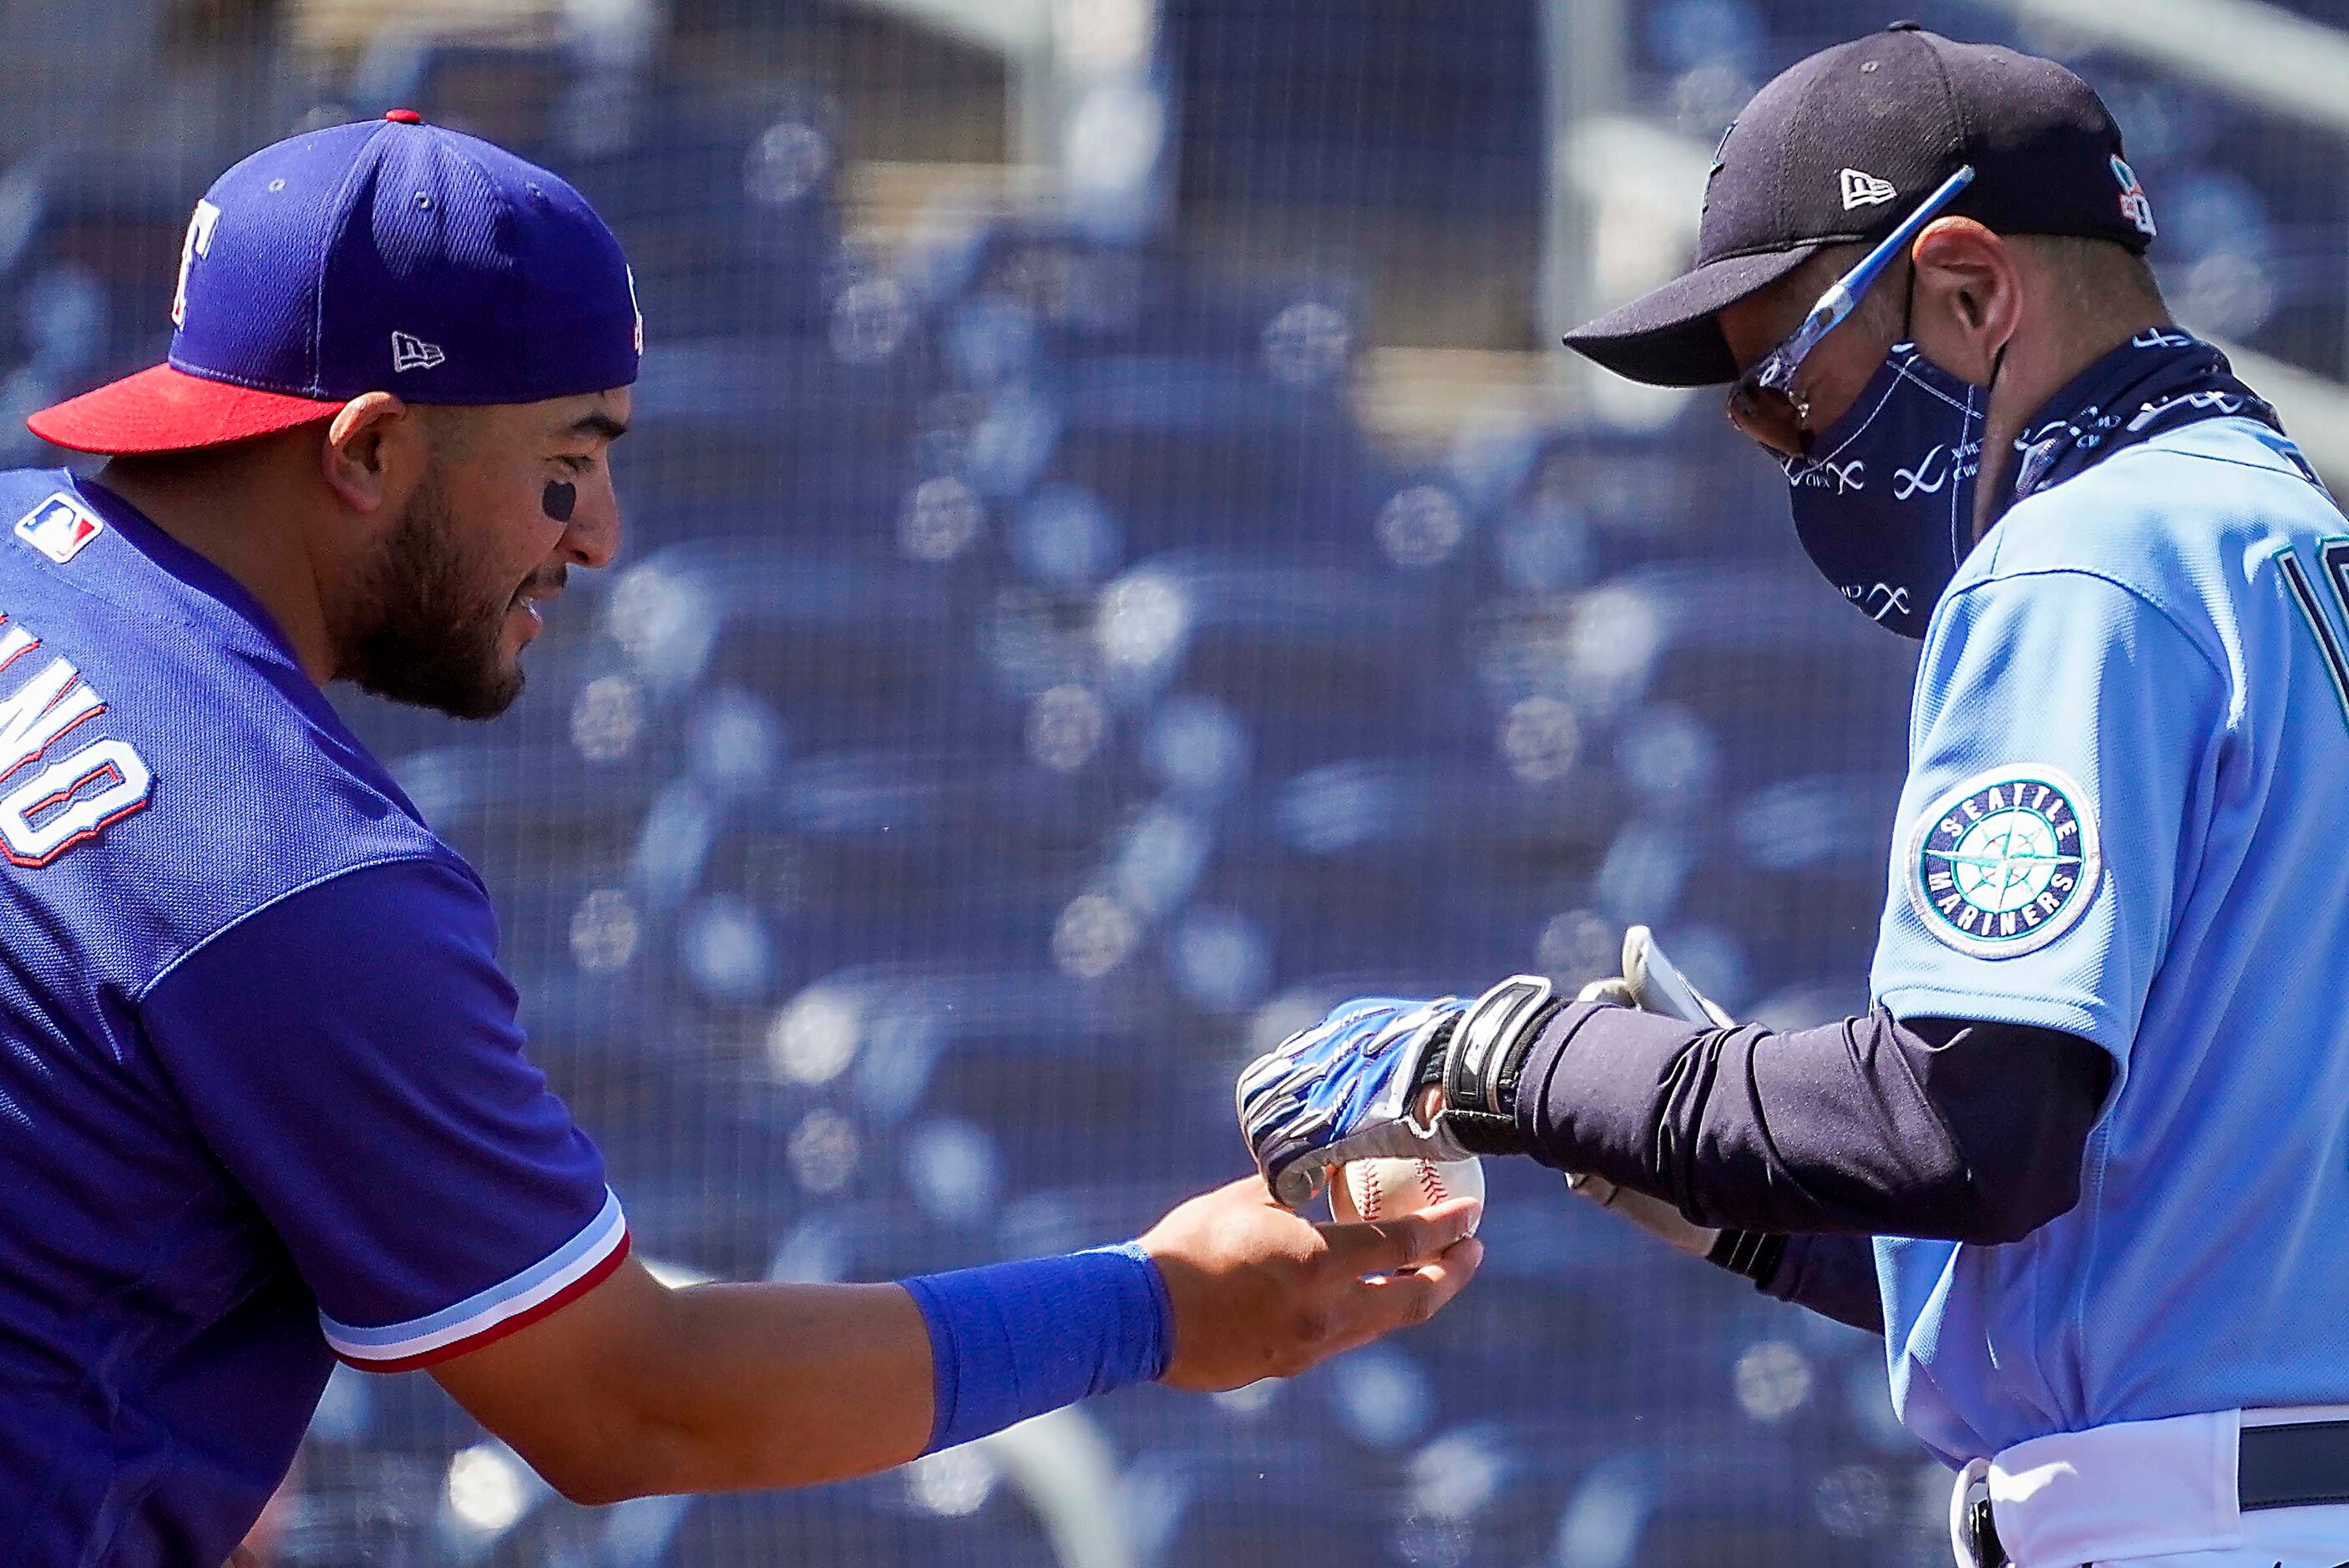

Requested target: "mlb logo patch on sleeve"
[{"left": 14, "top": 494, "right": 105, "bottom": 565}]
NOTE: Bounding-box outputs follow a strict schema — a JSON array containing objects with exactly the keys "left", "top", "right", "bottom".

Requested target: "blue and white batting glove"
[{"left": 1236, "top": 976, "right": 1557, "bottom": 1210}]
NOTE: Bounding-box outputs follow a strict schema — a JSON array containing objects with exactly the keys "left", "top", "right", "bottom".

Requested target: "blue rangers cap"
[{"left": 29, "top": 110, "right": 640, "bottom": 453}]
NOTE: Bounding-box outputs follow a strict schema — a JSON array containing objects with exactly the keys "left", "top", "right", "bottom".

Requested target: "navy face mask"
[
  {"left": 1777, "top": 322, "right": 2281, "bottom": 640},
  {"left": 1781, "top": 341, "right": 1984, "bottom": 640}
]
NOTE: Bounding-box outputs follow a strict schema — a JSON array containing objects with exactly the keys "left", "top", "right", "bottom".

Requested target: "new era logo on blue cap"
[
  {"left": 390, "top": 332, "right": 448, "bottom": 373},
  {"left": 28, "top": 110, "right": 640, "bottom": 455}
]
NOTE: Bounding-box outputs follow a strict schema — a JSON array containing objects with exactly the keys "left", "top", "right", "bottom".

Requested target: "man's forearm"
[
  {"left": 443, "top": 1244, "right": 1172, "bottom": 1503},
  {"left": 434, "top": 1263, "right": 939, "bottom": 1504},
  {"left": 433, "top": 1178, "right": 1481, "bottom": 1506},
  {"left": 645, "top": 1277, "right": 940, "bottom": 1492},
  {"left": 1509, "top": 1004, "right": 2110, "bottom": 1243}
]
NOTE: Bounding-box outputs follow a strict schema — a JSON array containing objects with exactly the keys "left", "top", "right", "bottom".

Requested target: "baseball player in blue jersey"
[
  {"left": 1239, "top": 28, "right": 2349, "bottom": 1567},
  {"left": 0, "top": 113, "right": 1481, "bottom": 1564}
]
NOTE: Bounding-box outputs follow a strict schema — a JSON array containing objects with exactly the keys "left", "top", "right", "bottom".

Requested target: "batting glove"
[{"left": 1237, "top": 976, "right": 1557, "bottom": 1210}]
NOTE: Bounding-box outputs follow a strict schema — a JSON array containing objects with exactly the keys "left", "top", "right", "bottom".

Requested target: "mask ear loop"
[
  {"left": 1903, "top": 255, "right": 2011, "bottom": 553},
  {"left": 1972, "top": 339, "right": 2015, "bottom": 539},
  {"left": 1901, "top": 248, "right": 2008, "bottom": 389},
  {"left": 1964, "top": 243, "right": 2021, "bottom": 539}
]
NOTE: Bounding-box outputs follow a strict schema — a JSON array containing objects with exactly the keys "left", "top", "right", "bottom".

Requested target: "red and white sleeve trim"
[{"left": 321, "top": 1187, "right": 630, "bottom": 1373}]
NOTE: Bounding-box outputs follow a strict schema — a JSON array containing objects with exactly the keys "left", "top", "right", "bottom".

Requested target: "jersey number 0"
[{"left": 0, "top": 618, "right": 154, "bottom": 867}]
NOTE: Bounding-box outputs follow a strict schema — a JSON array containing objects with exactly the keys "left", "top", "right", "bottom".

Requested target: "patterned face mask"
[
  {"left": 1781, "top": 326, "right": 2288, "bottom": 641},
  {"left": 1781, "top": 341, "right": 1985, "bottom": 640}
]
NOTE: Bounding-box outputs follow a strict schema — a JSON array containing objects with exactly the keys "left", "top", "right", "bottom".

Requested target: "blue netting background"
[{"left": 3, "top": 0, "right": 2343, "bottom": 1562}]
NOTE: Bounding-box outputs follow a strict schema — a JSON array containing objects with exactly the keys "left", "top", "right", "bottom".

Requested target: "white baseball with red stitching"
[{"left": 1329, "top": 1156, "right": 1485, "bottom": 1232}]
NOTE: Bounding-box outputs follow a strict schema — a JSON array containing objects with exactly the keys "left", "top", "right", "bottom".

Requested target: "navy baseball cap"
[
  {"left": 1563, "top": 24, "right": 2156, "bottom": 387},
  {"left": 29, "top": 110, "right": 640, "bottom": 454}
]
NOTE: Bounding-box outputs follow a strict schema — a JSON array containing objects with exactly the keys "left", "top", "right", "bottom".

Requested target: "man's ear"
[
  {"left": 1909, "top": 217, "right": 2022, "bottom": 385},
  {"left": 322, "top": 392, "right": 421, "bottom": 515}
]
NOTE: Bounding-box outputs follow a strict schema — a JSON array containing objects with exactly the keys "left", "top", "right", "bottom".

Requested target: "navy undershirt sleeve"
[
  {"left": 1511, "top": 1003, "right": 2111, "bottom": 1256},
  {"left": 1756, "top": 1233, "right": 1886, "bottom": 1333}
]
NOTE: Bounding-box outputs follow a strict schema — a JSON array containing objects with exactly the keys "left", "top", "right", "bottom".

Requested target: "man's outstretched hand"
[
  {"left": 430, "top": 1176, "right": 1479, "bottom": 1505},
  {"left": 1141, "top": 1176, "right": 1483, "bottom": 1390}
]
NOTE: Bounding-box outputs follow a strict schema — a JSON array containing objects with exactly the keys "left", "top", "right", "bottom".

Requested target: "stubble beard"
[{"left": 344, "top": 468, "right": 527, "bottom": 721}]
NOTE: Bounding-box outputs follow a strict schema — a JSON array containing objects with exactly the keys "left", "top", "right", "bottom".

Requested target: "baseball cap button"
[
  {"left": 1886, "top": 19, "right": 1922, "bottom": 30},
  {"left": 385, "top": 109, "right": 424, "bottom": 124}
]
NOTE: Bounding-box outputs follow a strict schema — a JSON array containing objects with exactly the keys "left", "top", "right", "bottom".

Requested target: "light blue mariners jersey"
[{"left": 1868, "top": 414, "right": 2349, "bottom": 1466}]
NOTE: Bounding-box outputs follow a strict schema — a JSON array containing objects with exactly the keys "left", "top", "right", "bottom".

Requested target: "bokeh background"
[{"left": 5, "top": 0, "right": 2347, "bottom": 1561}]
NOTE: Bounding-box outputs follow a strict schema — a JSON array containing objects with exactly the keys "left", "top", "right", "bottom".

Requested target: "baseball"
[{"left": 1329, "top": 1156, "right": 1485, "bottom": 1232}]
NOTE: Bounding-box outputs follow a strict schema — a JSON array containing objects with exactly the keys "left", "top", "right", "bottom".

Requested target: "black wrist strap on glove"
[
  {"left": 1705, "top": 1228, "right": 1787, "bottom": 1287},
  {"left": 1425, "top": 975, "right": 1558, "bottom": 1156}
]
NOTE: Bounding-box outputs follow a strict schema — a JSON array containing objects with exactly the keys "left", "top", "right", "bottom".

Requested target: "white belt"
[{"left": 1950, "top": 1405, "right": 2349, "bottom": 1568}]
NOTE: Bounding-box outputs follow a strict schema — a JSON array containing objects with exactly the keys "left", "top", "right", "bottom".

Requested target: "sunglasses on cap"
[{"left": 1725, "top": 164, "right": 1977, "bottom": 457}]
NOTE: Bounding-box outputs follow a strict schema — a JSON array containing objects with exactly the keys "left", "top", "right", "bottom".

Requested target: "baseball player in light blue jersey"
[{"left": 1235, "top": 28, "right": 2349, "bottom": 1567}]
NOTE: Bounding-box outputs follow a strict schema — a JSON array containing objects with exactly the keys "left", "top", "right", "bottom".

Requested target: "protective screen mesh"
[{"left": 4, "top": 0, "right": 2343, "bottom": 1563}]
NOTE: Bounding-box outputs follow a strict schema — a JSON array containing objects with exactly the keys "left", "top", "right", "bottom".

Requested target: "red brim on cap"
[{"left": 25, "top": 363, "right": 342, "bottom": 455}]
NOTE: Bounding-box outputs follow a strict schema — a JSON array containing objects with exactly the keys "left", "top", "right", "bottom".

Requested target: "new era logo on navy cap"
[
  {"left": 1840, "top": 169, "right": 1898, "bottom": 210},
  {"left": 27, "top": 110, "right": 640, "bottom": 456}
]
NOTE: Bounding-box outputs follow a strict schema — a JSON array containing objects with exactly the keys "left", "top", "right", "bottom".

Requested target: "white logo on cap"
[
  {"left": 2111, "top": 155, "right": 2156, "bottom": 238},
  {"left": 1840, "top": 168, "right": 1898, "bottom": 210},
  {"left": 391, "top": 331, "right": 447, "bottom": 372},
  {"left": 170, "top": 200, "right": 221, "bottom": 329}
]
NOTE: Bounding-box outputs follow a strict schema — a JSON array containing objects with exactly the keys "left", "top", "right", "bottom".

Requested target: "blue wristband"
[{"left": 903, "top": 1242, "right": 1174, "bottom": 1454}]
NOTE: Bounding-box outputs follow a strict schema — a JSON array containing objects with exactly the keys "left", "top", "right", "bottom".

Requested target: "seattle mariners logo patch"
[{"left": 1906, "top": 766, "right": 2100, "bottom": 959}]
